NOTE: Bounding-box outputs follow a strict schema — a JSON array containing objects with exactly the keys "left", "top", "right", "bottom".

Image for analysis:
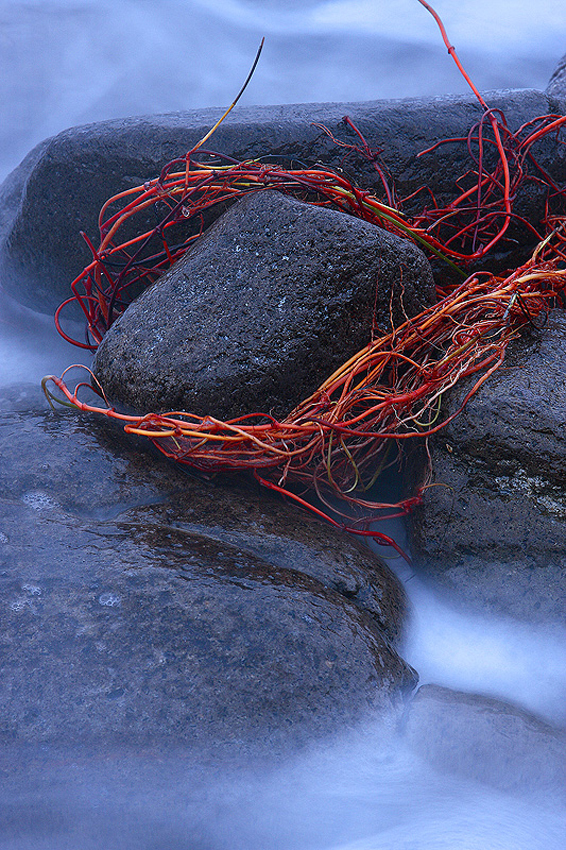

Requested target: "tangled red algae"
[{"left": 43, "top": 3, "right": 566, "bottom": 554}]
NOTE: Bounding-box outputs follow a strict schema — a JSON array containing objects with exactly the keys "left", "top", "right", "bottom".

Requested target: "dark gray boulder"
[
  {"left": 404, "top": 684, "right": 566, "bottom": 794},
  {"left": 0, "top": 89, "right": 563, "bottom": 313},
  {"left": 92, "top": 189, "right": 435, "bottom": 420},
  {"left": 409, "top": 310, "right": 566, "bottom": 624},
  {"left": 0, "top": 386, "right": 416, "bottom": 756},
  {"left": 547, "top": 52, "right": 566, "bottom": 107}
]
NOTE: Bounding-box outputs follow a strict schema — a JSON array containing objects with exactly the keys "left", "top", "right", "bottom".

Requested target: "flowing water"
[
  {"left": 1, "top": 1, "right": 566, "bottom": 847},
  {"left": 1, "top": 0, "right": 566, "bottom": 182}
]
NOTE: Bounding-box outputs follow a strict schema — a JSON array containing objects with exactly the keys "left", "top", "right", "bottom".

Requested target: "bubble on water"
[
  {"left": 22, "top": 583, "right": 41, "bottom": 595},
  {"left": 99, "top": 592, "right": 122, "bottom": 608},
  {"left": 10, "top": 597, "right": 36, "bottom": 613},
  {"left": 21, "top": 491, "right": 57, "bottom": 511},
  {"left": 0, "top": 531, "right": 8, "bottom": 543}
]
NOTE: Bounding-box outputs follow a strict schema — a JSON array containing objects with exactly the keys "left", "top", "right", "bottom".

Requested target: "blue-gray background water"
[
  {"left": 1, "top": 1, "right": 566, "bottom": 848},
  {"left": 1, "top": 0, "right": 566, "bottom": 182}
]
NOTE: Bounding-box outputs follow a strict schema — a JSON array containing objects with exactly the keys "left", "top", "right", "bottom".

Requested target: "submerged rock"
[
  {"left": 404, "top": 684, "right": 566, "bottom": 794},
  {"left": 0, "top": 389, "right": 415, "bottom": 756},
  {"left": 409, "top": 310, "right": 566, "bottom": 624},
  {"left": 93, "top": 190, "right": 435, "bottom": 420}
]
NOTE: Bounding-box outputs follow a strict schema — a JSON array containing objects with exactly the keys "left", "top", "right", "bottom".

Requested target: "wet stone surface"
[
  {"left": 547, "top": 51, "right": 566, "bottom": 106},
  {"left": 410, "top": 311, "right": 566, "bottom": 624},
  {"left": 0, "top": 386, "right": 416, "bottom": 756}
]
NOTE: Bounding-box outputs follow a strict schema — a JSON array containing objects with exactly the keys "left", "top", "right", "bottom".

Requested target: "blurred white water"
[
  {"left": 366, "top": 524, "right": 566, "bottom": 727},
  {"left": 1, "top": 0, "right": 565, "bottom": 180},
  {"left": 3, "top": 732, "right": 565, "bottom": 850},
  {"left": 0, "top": 288, "right": 89, "bottom": 386},
  {"left": 405, "top": 584, "right": 566, "bottom": 725}
]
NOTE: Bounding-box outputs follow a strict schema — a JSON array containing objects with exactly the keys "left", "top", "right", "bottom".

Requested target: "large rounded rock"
[
  {"left": 0, "top": 387, "right": 416, "bottom": 756},
  {"left": 409, "top": 310, "right": 566, "bottom": 624},
  {"left": 93, "top": 190, "right": 435, "bottom": 419},
  {"left": 0, "top": 89, "right": 562, "bottom": 313}
]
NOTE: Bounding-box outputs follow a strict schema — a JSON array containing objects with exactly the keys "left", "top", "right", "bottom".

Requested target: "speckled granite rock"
[
  {"left": 92, "top": 190, "right": 435, "bottom": 419},
  {"left": 409, "top": 310, "right": 566, "bottom": 624}
]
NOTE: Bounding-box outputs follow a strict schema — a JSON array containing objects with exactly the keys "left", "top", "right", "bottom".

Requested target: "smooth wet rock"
[
  {"left": 92, "top": 190, "right": 435, "bottom": 419},
  {"left": 404, "top": 684, "right": 566, "bottom": 794},
  {"left": 409, "top": 310, "right": 566, "bottom": 624},
  {"left": 0, "top": 389, "right": 415, "bottom": 755},
  {"left": 0, "top": 89, "right": 562, "bottom": 312}
]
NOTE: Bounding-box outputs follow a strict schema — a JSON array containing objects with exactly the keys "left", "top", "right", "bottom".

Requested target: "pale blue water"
[{"left": 1, "top": 0, "right": 565, "bottom": 180}]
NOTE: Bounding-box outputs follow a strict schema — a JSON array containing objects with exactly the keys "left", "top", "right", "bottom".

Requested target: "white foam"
[
  {"left": 21, "top": 490, "right": 58, "bottom": 511},
  {"left": 367, "top": 524, "right": 566, "bottom": 725},
  {"left": 98, "top": 592, "right": 122, "bottom": 607}
]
